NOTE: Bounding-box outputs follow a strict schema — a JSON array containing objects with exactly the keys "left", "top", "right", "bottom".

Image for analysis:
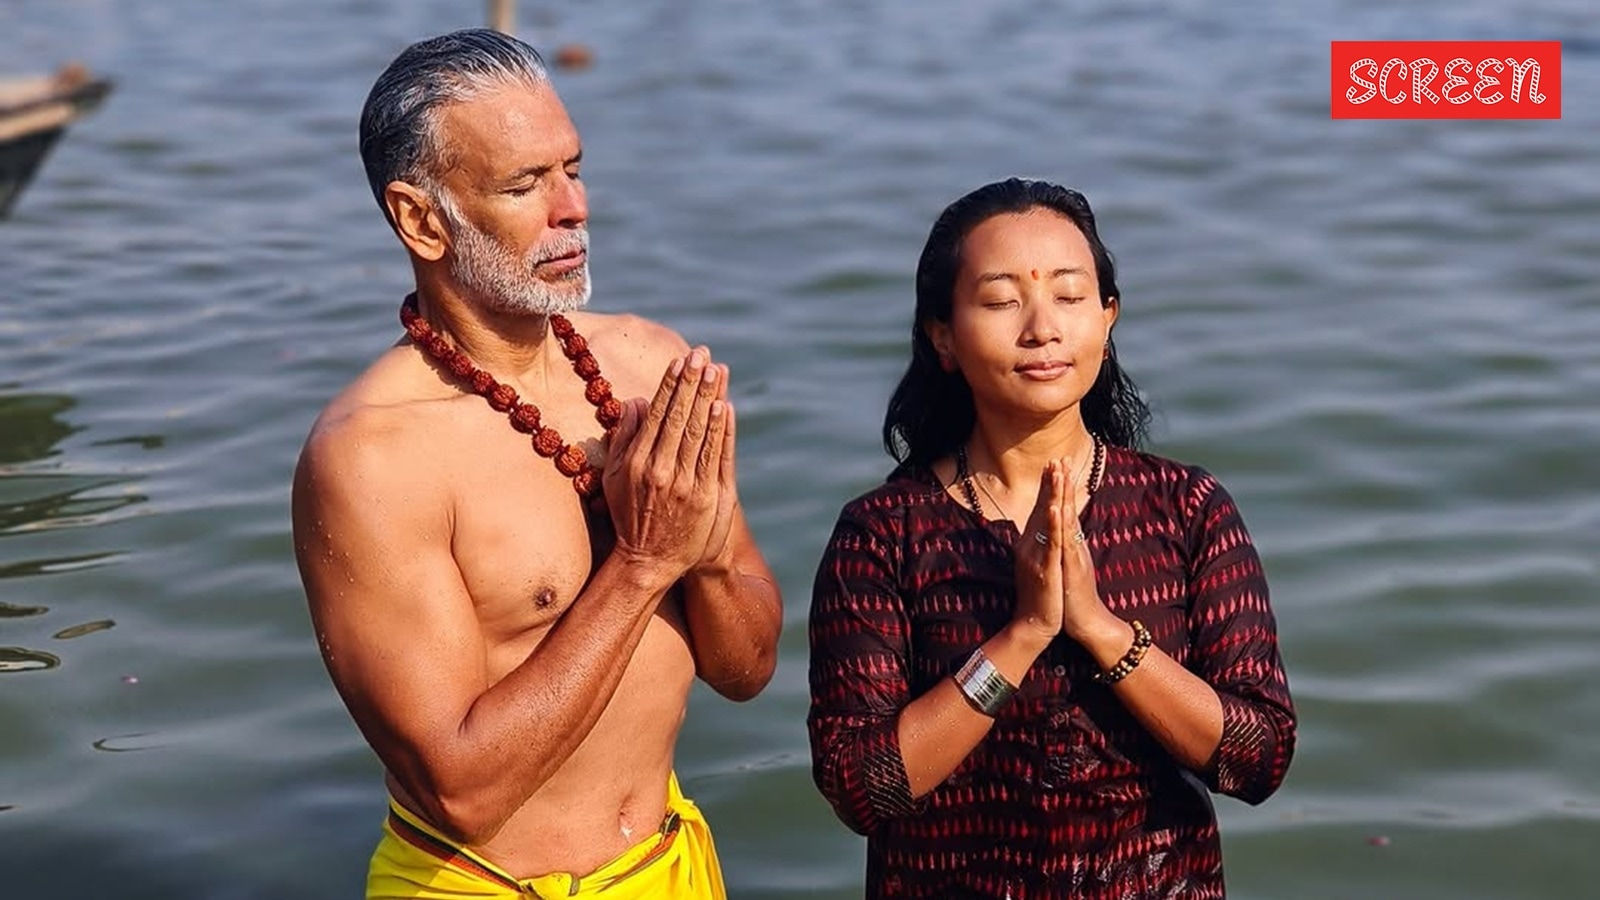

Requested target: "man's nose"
[{"left": 550, "top": 175, "right": 587, "bottom": 228}]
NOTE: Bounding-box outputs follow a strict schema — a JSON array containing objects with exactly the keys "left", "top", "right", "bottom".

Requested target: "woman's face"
[{"left": 927, "top": 209, "right": 1119, "bottom": 422}]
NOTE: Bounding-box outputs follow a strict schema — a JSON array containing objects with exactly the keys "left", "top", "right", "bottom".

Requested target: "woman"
[{"left": 808, "top": 178, "right": 1295, "bottom": 899}]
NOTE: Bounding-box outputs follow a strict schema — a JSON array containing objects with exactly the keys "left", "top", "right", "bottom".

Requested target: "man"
[{"left": 291, "top": 29, "right": 782, "bottom": 900}]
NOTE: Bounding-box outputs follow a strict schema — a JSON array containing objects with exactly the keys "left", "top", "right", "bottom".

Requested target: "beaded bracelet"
[
  {"left": 953, "top": 648, "right": 1017, "bottom": 717},
  {"left": 1094, "top": 620, "right": 1152, "bottom": 684}
]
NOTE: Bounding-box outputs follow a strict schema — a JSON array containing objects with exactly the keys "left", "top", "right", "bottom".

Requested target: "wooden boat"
[{"left": 0, "top": 64, "right": 112, "bottom": 218}]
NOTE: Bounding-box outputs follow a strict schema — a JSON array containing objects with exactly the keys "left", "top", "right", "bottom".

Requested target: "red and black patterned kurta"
[{"left": 808, "top": 445, "right": 1295, "bottom": 899}]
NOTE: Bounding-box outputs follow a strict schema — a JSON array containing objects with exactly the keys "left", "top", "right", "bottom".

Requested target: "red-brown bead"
[
  {"left": 550, "top": 315, "right": 575, "bottom": 340},
  {"left": 584, "top": 377, "right": 612, "bottom": 406},
  {"left": 561, "top": 333, "right": 588, "bottom": 357},
  {"left": 554, "top": 444, "right": 587, "bottom": 477},
  {"left": 532, "top": 428, "right": 563, "bottom": 457},
  {"left": 446, "top": 351, "right": 474, "bottom": 378},
  {"left": 488, "top": 384, "right": 519, "bottom": 412},
  {"left": 597, "top": 398, "right": 623, "bottom": 428},
  {"left": 470, "top": 370, "right": 497, "bottom": 394},
  {"left": 572, "top": 468, "right": 600, "bottom": 497},
  {"left": 573, "top": 352, "right": 600, "bottom": 380},
  {"left": 510, "top": 404, "right": 542, "bottom": 433}
]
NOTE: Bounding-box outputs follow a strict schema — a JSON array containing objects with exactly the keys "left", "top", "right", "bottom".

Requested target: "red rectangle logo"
[{"left": 1331, "top": 41, "right": 1560, "bottom": 119}]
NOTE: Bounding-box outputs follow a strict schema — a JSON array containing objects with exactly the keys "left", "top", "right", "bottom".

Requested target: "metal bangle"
[{"left": 953, "top": 648, "right": 1017, "bottom": 717}]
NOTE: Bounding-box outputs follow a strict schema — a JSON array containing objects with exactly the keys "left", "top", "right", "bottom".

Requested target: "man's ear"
[{"left": 386, "top": 180, "right": 450, "bottom": 262}]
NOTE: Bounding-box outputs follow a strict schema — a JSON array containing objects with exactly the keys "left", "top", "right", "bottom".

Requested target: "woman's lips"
[{"left": 1016, "top": 360, "right": 1070, "bottom": 380}]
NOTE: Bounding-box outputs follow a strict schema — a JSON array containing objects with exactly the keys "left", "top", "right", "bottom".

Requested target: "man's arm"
[
  {"left": 293, "top": 416, "right": 678, "bottom": 847},
  {"left": 612, "top": 317, "right": 783, "bottom": 701},
  {"left": 681, "top": 508, "right": 783, "bottom": 701}
]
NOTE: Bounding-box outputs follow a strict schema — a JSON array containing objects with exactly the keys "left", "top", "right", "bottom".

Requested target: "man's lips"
[{"left": 537, "top": 248, "right": 587, "bottom": 272}]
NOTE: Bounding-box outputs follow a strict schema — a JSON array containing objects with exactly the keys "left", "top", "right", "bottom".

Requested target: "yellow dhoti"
[{"left": 366, "top": 773, "right": 725, "bottom": 899}]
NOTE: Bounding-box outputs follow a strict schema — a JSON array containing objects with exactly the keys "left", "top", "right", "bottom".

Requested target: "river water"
[{"left": 2, "top": 1, "right": 1597, "bottom": 897}]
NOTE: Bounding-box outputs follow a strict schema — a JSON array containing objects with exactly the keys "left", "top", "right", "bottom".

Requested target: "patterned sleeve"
[
  {"left": 1182, "top": 469, "right": 1297, "bottom": 805},
  {"left": 807, "top": 504, "right": 922, "bottom": 836}
]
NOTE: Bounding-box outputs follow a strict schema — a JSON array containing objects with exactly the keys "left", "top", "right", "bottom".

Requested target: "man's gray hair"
[{"left": 359, "top": 28, "right": 550, "bottom": 226}]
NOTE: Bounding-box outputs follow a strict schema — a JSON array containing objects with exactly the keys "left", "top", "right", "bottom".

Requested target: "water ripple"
[
  {"left": 2, "top": 0, "right": 1597, "bottom": 898},
  {"left": 0, "top": 647, "right": 61, "bottom": 673},
  {"left": 52, "top": 620, "right": 116, "bottom": 641}
]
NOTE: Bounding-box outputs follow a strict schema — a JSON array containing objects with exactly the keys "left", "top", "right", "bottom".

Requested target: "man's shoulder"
[
  {"left": 297, "top": 372, "right": 453, "bottom": 491},
  {"left": 571, "top": 310, "right": 688, "bottom": 361},
  {"left": 567, "top": 310, "right": 694, "bottom": 394}
]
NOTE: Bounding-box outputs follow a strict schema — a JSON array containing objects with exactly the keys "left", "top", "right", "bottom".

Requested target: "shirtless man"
[{"left": 291, "top": 29, "right": 781, "bottom": 900}]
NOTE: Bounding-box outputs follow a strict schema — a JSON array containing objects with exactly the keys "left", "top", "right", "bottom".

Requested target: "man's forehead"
[{"left": 435, "top": 81, "right": 578, "bottom": 164}]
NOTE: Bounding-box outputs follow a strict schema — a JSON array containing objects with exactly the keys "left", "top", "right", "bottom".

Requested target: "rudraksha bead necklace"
[{"left": 399, "top": 294, "right": 623, "bottom": 499}]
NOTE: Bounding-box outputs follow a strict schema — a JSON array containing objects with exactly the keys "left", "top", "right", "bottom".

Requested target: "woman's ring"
[
  {"left": 1033, "top": 531, "right": 1049, "bottom": 545},
  {"left": 1071, "top": 530, "right": 1086, "bottom": 544}
]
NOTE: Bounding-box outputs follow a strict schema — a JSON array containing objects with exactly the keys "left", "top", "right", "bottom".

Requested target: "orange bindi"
[{"left": 1030, "top": 268, "right": 1039, "bottom": 280}]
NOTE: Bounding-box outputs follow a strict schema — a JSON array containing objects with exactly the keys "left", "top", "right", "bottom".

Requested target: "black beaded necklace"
[{"left": 954, "top": 434, "right": 1105, "bottom": 522}]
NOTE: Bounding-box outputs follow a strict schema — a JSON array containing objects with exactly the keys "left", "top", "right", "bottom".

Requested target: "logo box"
[{"left": 1330, "top": 41, "right": 1561, "bottom": 119}]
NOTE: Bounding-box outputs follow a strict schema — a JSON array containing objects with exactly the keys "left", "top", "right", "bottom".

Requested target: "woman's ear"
[{"left": 923, "top": 320, "right": 958, "bottom": 373}]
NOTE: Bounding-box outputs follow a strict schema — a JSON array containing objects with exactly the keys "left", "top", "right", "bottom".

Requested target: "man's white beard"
[{"left": 447, "top": 213, "right": 591, "bottom": 317}]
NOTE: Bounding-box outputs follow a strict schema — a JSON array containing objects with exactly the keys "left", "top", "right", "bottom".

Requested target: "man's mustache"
[{"left": 532, "top": 229, "right": 588, "bottom": 265}]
